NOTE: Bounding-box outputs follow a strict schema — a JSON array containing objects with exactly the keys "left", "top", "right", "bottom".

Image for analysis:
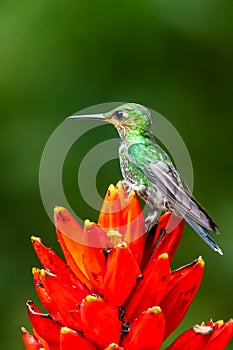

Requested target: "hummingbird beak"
[{"left": 66, "top": 113, "right": 106, "bottom": 121}]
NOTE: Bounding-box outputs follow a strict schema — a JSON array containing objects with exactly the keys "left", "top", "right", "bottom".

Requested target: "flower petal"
[
  {"left": 26, "top": 301, "right": 61, "bottom": 346},
  {"left": 166, "top": 319, "right": 233, "bottom": 349},
  {"left": 122, "top": 189, "right": 145, "bottom": 266},
  {"left": 54, "top": 206, "right": 91, "bottom": 288},
  {"left": 206, "top": 319, "right": 233, "bottom": 350},
  {"left": 160, "top": 256, "right": 205, "bottom": 338},
  {"left": 82, "top": 220, "right": 112, "bottom": 294},
  {"left": 31, "top": 236, "right": 86, "bottom": 291},
  {"left": 98, "top": 182, "right": 145, "bottom": 265},
  {"left": 154, "top": 213, "right": 184, "bottom": 260},
  {"left": 165, "top": 324, "right": 212, "bottom": 349},
  {"left": 60, "top": 327, "right": 97, "bottom": 350},
  {"left": 122, "top": 189, "right": 145, "bottom": 240},
  {"left": 104, "top": 243, "right": 141, "bottom": 306},
  {"left": 122, "top": 306, "right": 165, "bottom": 350},
  {"left": 40, "top": 269, "right": 84, "bottom": 331},
  {"left": 125, "top": 253, "right": 170, "bottom": 322},
  {"left": 30, "top": 329, "right": 50, "bottom": 350},
  {"left": 32, "top": 268, "right": 65, "bottom": 324},
  {"left": 98, "top": 184, "right": 123, "bottom": 230},
  {"left": 80, "top": 295, "right": 121, "bottom": 348},
  {"left": 21, "top": 327, "right": 43, "bottom": 350},
  {"left": 143, "top": 213, "right": 184, "bottom": 268},
  {"left": 128, "top": 235, "right": 146, "bottom": 268}
]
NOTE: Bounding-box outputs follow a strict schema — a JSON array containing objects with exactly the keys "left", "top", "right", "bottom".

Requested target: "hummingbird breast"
[{"left": 119, "top": 141, "right": 144, "bottom": 186}]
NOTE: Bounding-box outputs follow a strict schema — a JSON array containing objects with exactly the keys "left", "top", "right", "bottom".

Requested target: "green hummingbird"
[{"left": 68, "top": 103, "right": 222, "bottom": 255}]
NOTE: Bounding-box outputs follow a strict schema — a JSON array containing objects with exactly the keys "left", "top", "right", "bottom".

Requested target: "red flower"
[
  {"left": 22, "top": 182, "right": 233, "bottom": 349},
  {"left": 166, "top": 319, "right": 233, "bottom": 350}
]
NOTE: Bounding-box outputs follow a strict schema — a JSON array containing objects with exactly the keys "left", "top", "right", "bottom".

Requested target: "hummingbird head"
[
  {"left": 103, "top": 103, "right": 152, "bottom": 139},
  {"left": 67, "top": 103, "right": 152, "bottom": 139}
]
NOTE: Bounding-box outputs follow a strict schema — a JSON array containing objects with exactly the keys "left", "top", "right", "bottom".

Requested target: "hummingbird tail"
[{"left": 185, "top": 217, "right": 223, "bottom": 255}]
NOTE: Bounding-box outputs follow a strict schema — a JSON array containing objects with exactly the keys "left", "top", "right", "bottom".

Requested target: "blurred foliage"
[{"left": 0, "top": 0, "right": 233, "bottom": 349}]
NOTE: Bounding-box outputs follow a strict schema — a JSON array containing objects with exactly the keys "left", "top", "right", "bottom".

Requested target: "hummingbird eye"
[{"left": 114, "top": 110, "right": 124, "bottom": 120}]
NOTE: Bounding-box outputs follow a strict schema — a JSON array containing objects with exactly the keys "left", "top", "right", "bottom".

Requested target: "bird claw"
[{"left": 122, "top": 180, "right": 134, "bottom": 194}]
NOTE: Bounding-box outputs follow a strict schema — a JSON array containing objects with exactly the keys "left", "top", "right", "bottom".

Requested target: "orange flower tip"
[
  {"left": 84, "top": 219, "right": 92, "bottom": 226},
  {"left": 193, "top": 324, "right": 213, "bottom": 334},
  {"left": 116, "top": 180, "right": 135, "bottom": 197},
  {"left": 32, "top": 267, "right": 40, "bottom": 275},
  {"left": 197, "top": 256, "right": 205, "bottom": 267},
  {"left": 106, "top": 344, "right": 120, "bottom": 349},
  {"left": 128, "top": 189, "right": 136, "bottom": 198},
  {"left": 149, "top": 306, "right": 162, "bottom": 314},
  {"left": 107, "top": 230, "right": 122, "bottom": 246},
  {"left": 85, "top": 294, "right": 100, "bottom": 302},
  {"left": 215, "top": 320, "right": 224, "bottom": 326},
  {"left": 21, "top": 327, "right": 28, "bottom": 334},
  {"left": 60, "top": 327, "right": 73, "bottom": 334},
  {"left": 54, "top": 205, "right": 66, "bottom": 213},
  {"left": 159, "top": 211, "right": 171, "bottom": 220},
  {"left": 106, "top": 184, "right": 118, "bottom": 199},
  {"left": 108, "top": 184, "right": 117, "bottom": 192},
  {"left": 31, "top": 236, "right": 41, "bottom": 243},
  {"left": 116, "top": 180, "right": 124, "bottom": 189},
  {"left": 159, "top": 253, "right": 169, "bottom": 260}
]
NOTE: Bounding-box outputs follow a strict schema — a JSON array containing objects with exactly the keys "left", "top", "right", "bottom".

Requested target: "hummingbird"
[{"left": 68, "top": 103, "right": 222, "bottom": 255}]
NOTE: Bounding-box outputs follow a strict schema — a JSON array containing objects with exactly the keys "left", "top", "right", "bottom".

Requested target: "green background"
[{"left": 0, "top": 1, "right": 233, "bottom": 349}]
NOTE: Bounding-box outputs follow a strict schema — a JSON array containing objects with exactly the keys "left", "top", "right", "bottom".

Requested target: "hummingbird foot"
[{"left": 121, "top": 180, "right": 135, "bottom": 194}]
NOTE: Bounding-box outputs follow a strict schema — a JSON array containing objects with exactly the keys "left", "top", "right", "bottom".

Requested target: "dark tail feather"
[{"left": 185, "top": 217, "right": 223, "bottom": 255}]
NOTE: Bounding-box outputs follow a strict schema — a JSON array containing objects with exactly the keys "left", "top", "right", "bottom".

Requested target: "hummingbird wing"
[{"left": 128, "top": 142, "right": 218, "bottom": 233}]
